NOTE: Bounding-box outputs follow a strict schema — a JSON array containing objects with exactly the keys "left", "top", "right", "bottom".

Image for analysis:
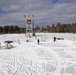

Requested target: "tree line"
[
  {"left": 0, "top": 25, "right": 20, "bottom": 33},
  {"left": 0, "top": 23, "right": 76, "bottom": 34},
  {"left": 35, "top": 23, "right": 76, "bottom": 33},
  {"left": 50, "top": 23, "right": 76, "bottom": 33}
]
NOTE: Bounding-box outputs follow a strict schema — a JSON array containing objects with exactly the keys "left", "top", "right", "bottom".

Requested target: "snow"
[{"left": 0, "top": 33, "right": 76, "bottom": 75}]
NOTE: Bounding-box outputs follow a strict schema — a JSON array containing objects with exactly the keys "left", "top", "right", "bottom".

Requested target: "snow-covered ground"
[{"left": 0, "top": 33, "right": 76, "bottom": 75}]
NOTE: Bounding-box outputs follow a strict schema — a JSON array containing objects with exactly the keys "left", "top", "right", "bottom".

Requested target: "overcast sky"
[{"left": 0, "top": 0, "right": 76, "bottom": 27}]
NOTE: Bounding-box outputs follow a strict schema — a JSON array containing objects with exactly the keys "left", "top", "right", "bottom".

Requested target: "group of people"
[{"left": 37, "top": 37, "right": 56, "bottom": 45}]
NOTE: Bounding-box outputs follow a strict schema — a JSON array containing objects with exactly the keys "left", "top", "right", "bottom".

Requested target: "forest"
[{"left": 0, "top": 23, "right": 76, "bottom": 33}]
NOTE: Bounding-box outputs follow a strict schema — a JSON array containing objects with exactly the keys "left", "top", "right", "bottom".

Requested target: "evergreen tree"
[
  {"left": 0, "top": 26, "right": 3, "bottom": 33},
  {"left": 50, "top": 24, "right": 56, "bottom": 32},
  {"left": 14, "top": 25, "right": 20, "bottom": 33},
  {"left": 3, "top": 26, "right": 10, "bottom": 33},
  {"left": 41, "top": 26, "right": 46, "bottom": 32},
  {"left": 35, "top": 26, "right": 40, "bottom": 32},
  {"left": 9, "top": 25, "right": 14, "bottom": 33},
  {"left": 46, "top": 25, "right": 51, "bottom": 32}
]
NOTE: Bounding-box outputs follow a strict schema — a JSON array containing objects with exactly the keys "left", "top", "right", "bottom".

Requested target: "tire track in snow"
[
  {"left": 27, "top": 43, "right": 59, "bottom": 75},
  {"left": 29, "top": 43, "right": 65, "bottom": 75},
  {"left": 44, "top": 47, "right": 65, "bottom": 75}
]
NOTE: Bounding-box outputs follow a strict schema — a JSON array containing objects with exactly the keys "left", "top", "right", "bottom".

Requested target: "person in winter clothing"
[{"left": 37, "top": 39, "right": 39, "bottom": 45}]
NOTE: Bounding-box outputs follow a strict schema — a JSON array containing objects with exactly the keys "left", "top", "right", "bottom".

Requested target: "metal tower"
[{"left": 24, "top": 15, "right": 34, "bottom": 37}]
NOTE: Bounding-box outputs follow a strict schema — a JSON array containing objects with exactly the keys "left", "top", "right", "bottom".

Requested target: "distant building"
[{"left": 20, "top": 28, "right": 25, "bottom": 33}]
